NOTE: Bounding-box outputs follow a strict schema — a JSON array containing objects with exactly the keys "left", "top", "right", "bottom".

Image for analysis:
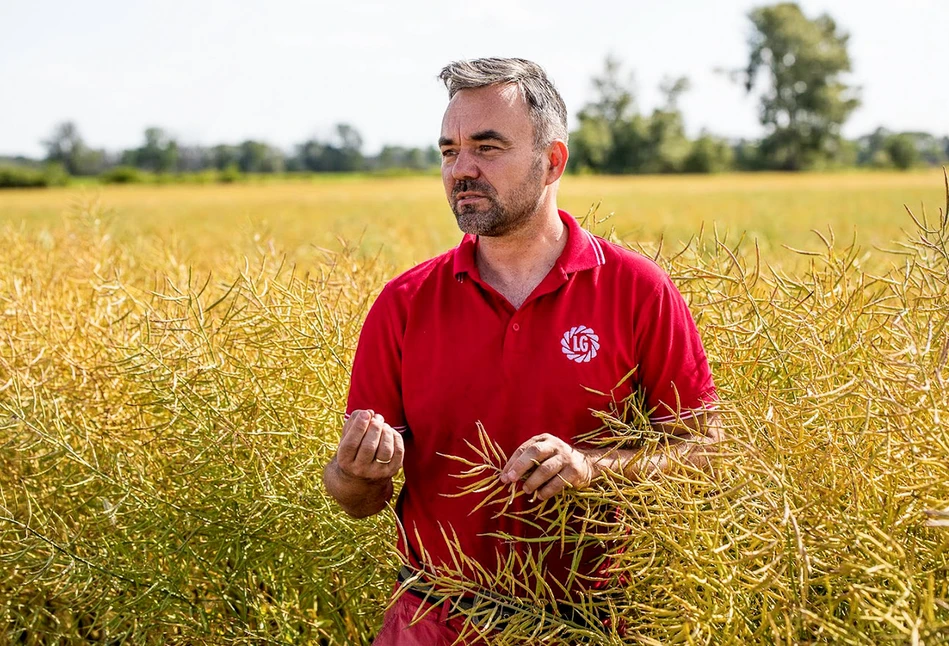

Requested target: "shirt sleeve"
[
  {"left": 635, "top": 274, "right": 716, "bottom": 424},
  {"left": 345, "top": 284, "right": 408, "bottom": 433}
]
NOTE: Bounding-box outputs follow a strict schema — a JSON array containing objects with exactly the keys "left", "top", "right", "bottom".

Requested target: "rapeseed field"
[{"left": 1, "top": 170, "right": 947, "bottom": 644}]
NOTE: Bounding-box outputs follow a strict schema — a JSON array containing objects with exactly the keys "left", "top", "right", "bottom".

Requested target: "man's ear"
[{"left": 545, "top": 140, "right": 569, "bottom": 185}]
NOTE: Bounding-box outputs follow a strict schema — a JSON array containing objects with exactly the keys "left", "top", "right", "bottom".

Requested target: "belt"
[
  {"left": 396, "top": 566, "right": 518, "bottom": 624},
  {"left": 396, "top": 566, "right": 599, "bottom": 631}
]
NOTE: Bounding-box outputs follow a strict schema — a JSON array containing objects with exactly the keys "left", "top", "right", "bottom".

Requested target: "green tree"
[
  {"left": 294, "top": 140, "right": 326, "bottom": 172},
  {"left": 42, "top": 122, "right": 104, "bottom": 175},
  {"left": 856, "top": 129, "right": 947, "bottom": 169},
  {"left": 377, "top": 146, "right": 401, "bottom": 170},
  {"left": 586, "top": 56, "right": 637, "bottom": 128},
  {"left": 569, "top": 56, "right": 646, "bottom": 173},
  {"left": 569, "top": 117, "right": 613, "bottom": 172},
  {"left": 743, "top": 2, "right": 860, "bottom": 170},
  {"left": 210, "top": 145, "right": 240, "bottom": 170},
  {"left": 884, "top": 134, "right": 919, "bottom": 170},
  {"left": 733, "top": 140, "right": 763, "bottom": 171},
  {"left": 424, "top": 146, "right": 441, "bottom": 167},
  {"left": 377, "top": 146, "right": 428, "bottom": 171},
  {"left": 570, "top": 58, "right": 697, "bottom": 175},
  {"left": 856, "top": 127, "right": 890, "bottom": 166},
  {"left": 125, "top": 128, "right": 179, "bottom": 173},
  {"left": 177, "top": 145, "right": 212, "bottom": 172},
  {"left": 902, "top": 132, "right": 948, "bottom": 166},
  {"left": 294, "top": 125, "right": 365, "bottom": 172},
  {"left": 642, "top": 77, "right": 692, "bottom": 173},
  {"left": 570, "top": 56, "right": 627, "bottom": 172},
  {"left": 684, "top": 133, "right": 735, "bottom": 173},
  {"left": 238, "top": 140, "right": 285, "bottom": 173},
  {"left": 42, "top": 122, "right": 83, "bottom": 171},
  {"left": 332, "top": 123, "right": 364, "bottom": 172}
]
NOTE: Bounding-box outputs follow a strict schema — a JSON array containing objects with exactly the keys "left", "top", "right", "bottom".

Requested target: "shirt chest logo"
[{"left": 561, "top": 325, "right": 600, "bottom": 363}]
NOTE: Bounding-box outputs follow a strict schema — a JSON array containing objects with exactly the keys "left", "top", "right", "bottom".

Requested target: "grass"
[{"left": 0, "top": 170, "right": 947, "bottom": 644}]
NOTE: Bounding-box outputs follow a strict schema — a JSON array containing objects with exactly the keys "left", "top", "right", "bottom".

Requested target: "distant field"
[{"left": 0, "top": 170, "right": 944, "bottom": 271}]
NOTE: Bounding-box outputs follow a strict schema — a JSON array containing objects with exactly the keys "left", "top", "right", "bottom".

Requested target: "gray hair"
[{"left": 438, "top": 58, "right": 569, "bottom": 148}]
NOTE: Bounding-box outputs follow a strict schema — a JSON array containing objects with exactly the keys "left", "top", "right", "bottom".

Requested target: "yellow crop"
[{"left": 0, "top": 170, "right": 946, "bottom": 644}]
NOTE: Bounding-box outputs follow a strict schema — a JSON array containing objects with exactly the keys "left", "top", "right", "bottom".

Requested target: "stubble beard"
[{"left": 451, "top": 158, "right": 546, "bottom": 237}]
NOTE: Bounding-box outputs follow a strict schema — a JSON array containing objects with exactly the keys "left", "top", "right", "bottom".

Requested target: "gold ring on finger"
[{"left": 374, "top": 457, "right": 392, "bottom": 464}]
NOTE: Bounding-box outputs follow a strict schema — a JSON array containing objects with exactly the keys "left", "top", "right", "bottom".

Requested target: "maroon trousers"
[{"left": 371, "top": 591, "right": 491, "bottom": 646}]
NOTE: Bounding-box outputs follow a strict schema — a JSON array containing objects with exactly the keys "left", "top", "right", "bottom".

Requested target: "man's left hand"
[{"left": 499, "top": 434, "right": 599, "bottom": 502}]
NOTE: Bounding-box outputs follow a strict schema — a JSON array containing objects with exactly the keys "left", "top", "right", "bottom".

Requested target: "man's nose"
[{"left": 451, "top": 149, "right": 479, "bottom": 181}]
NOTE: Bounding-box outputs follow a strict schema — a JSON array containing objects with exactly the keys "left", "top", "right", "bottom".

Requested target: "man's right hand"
[{"left": 334, "top": 409, "right": 404, "bottom": 482}]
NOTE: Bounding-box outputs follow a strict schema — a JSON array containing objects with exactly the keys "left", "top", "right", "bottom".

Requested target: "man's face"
[{"left": 439, "top": 84, "right": 547, "bottom": 237}]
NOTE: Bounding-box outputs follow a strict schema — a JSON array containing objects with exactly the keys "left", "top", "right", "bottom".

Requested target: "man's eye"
[
  {"left": 441, "top": 150, "right": 457, "bottom": 158},
  {"left": 479, "top": 145, "right": 498, "bottom": 153}
]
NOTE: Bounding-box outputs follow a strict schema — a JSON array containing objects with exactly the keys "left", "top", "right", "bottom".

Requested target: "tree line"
[
  {"left": 0, "top": 121, "right": 442, "bottom": 187},
  {"left": 2, "top": 2, "right": 946, "bottom": 188},
  {"left": 569, "top": 3, "right": 947, "bottom": 174}
]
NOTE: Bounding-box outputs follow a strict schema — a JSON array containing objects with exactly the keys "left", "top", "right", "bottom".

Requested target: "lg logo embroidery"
[{"left": 561, "top": 325, "right": 600, "bottom": 363}]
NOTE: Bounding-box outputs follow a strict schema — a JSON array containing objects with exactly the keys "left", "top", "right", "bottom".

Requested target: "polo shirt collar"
[{"left": 452, "top": 209, "right": 605, "bottom": 281}]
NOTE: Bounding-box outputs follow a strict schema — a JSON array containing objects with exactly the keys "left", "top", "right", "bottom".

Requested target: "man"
[{"left": 323, "top": 58, "right": 720, "bottom": 645}]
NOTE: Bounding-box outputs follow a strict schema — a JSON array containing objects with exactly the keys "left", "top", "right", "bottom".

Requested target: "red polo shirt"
[{"left": 346, "top": 210, "right": 715, "bottom": 591}]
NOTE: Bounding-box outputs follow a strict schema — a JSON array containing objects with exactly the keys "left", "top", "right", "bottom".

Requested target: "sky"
[{"left": 1, "top": 0, "right": 947, "bottom": 158}]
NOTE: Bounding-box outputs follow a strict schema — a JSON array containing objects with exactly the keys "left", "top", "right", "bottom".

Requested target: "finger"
[
  {"left": 502, "top": 453, "right": 548, "bottom": 485},
  {"left": 390, "top": 429, "right": 405, "bottom": 469},
  {"left": 354, "top": 414, "right": 385, "bottom": 466},
  {"left": 500, "top": 433, "right": 556, "bottom": 475},
  {"left": 372, "top": 429, "right": 406, "bottom": 478},
  {"left": 338, "top": 410, "right": 372, "bottom": 464},
  {"left": 342, "top": 409, "right": 373, "bottom": 441},
  {"left": 502, "top": 443, "right": 530, "bottom": 477},
  {"left": 372, "top": 429, "right": 405, "bottom": 478},
  {"left": 501, "top": 439, "right": 557, "bottom": 484},
  {"left": 534, "top": 472, "right": 571, "bottom": 502},
  {"left": 374, "top": 425, "right": 396, "bottom": 464},
  {"left": 522, "top": 455, "right": 567, "bottom": 494}
]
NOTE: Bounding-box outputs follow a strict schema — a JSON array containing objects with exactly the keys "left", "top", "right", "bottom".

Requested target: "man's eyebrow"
[
  {"left": 470, "top": 130, "right": 512, "bottom": 145},
  {"left": 439, "top": 131, "right": 513, "bottom": 148}
]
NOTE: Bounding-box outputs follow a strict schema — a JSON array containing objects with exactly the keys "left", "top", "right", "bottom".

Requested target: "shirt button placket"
[{"left": 502, "top": 315, "right": 521, "bottom": 375}]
